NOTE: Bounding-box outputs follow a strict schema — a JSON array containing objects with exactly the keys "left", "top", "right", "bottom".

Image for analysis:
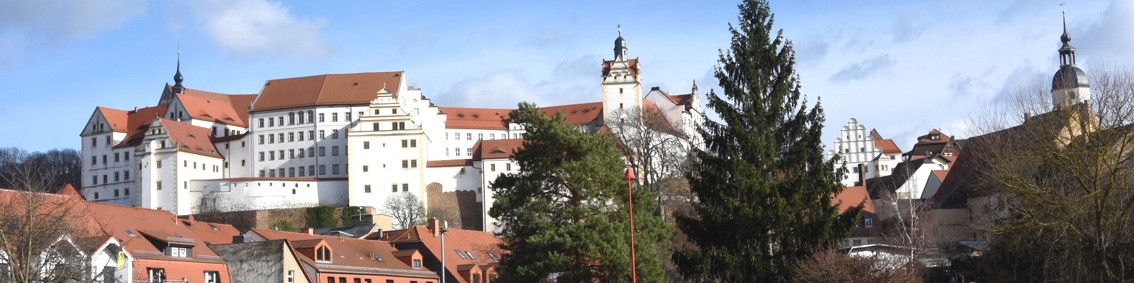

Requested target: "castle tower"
[
  {"left": 1051, "top": 11, "right": 1090, "bottom": 110},
  {"left": 602, "top": 28, "right": 643, "bottom": 122}
]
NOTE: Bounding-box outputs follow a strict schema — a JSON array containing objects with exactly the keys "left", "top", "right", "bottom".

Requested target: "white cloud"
[
  {"left": 187, "top": 0, "right": 332, "bottom": 59},
  {"left": 0, "top": 0, "right": 146, "bottom": 40},
  {"left": 1076, "top": 0, "right": 1134, "bottom": 65},
  {"left": 441, "top": 71, "right": 544, "bottom": 109}
]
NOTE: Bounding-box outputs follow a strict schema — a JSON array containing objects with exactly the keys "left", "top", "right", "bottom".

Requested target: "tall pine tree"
[
  {"left": 490, "top": 102, "right": 671, "bottom": 283},
  {"left": 673, "top": 0, "right": 853, "bottom": 281}
]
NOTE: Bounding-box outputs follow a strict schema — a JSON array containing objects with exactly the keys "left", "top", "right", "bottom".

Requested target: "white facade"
[
  {"left": 80, "top": 34, "right": 704, "bottom": 231},
  {"left": 827, "top": 118, "right": 883, "bottom": 186}
]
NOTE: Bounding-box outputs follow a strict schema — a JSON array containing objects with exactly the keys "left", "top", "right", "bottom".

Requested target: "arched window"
[{"left": 316, "top": 246, "right": 331, "bottom": 262}]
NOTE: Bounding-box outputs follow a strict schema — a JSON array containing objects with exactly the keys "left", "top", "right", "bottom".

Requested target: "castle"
[{"left": 79, "top": 33, "right": 703, "bottom": 231}]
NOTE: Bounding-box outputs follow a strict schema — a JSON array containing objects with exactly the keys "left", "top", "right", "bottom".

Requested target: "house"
[
  {"left": 383, "top": 219, "right": 503, "bottom": 283},
  {"left": 247, "top": 228, "right": 439, "bottom": 283},
  {"left": 835, "top": 186, "right": 879, "bottom": 247},
  {"left": 211, "top": 239, "right": 313, "bottom": 283}
]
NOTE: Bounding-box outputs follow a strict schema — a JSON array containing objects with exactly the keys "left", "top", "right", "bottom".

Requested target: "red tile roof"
[
  {"left": 917, "top": 129, "right": 951, "bottom": 144},
  {"left": 931, "top": 170, "right": 949, "bottom": 182},
  {"left": 438, "top": 107, "right": 512, "bottom": 130},
  {"left": 115, "top": 105, "right": 169, "bottom": 148},
  {"left": 386, "top": 226, "right": 504, "bottom": 283},
  {"left": 253, "top": 72, "right": 404, "bottom": 112},
  {"left": 158, "top": 118, "right": 223, "bottom": 159},
  {"left": 538, "top": 102, "right": 603, "bottom": 126},
  {"left": 667, "top": 93, "right": 694, "bottom": 107},
  {"left": 249, "top": 228, "right": 438, "bottom": 279},
  {"left": 176, "top": 92, "right": 257, "bottom": 128},
  {"left": 96, "top": 107, "right": 130, "bottom": 132},
  {"left": 875, "top": 139, "right": 902, "bottom": 154},
  {"left": 834, "top": 186, "right": 875, "bottom": 215},
  {"left": 472, "top": 139, "right": 524, "bottom": 160}
]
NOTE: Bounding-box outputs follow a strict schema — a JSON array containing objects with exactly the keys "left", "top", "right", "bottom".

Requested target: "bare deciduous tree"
[
  {"left": 792, "top": 249, "right": 922, "bottom": 283},
  {"left": 969, "top": 66, "right": 1134, "bottom": 281},
  {"left": 382, "top": 193, "right": 425, "bottom": 229},
  {"left": 0, "top": 148, "right": 109, "bottom": 282}
]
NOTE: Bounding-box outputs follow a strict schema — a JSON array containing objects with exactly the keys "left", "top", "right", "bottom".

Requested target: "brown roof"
[
  {"left": 931, "top": 170, "right": 949, "bottom": 182},
  {"left": 96, "top": 107, "right": 130, "bottom": 132},
  {"left": 438, "top": 107, "right": 512, "bottom": 130},
  {"left": 253, "top": 72, "right": 404, "bottom": 112},
  {"left": 249, "top": 228, "right": 438, "bottom": 279},
  {"left": 538, "top": 102, "right": 603, "bottom": 126},
  {"left": 472, "top": 139, "right": 524, "bottom": 160},
  {"left": 875, "top": 139, "right": 902, "bottom": 154},
  {"left": 115, "top": 105, "right": 169, "bottom": 148},
  {"left": 57, "top": 184, "right": 82, "bottom": 198},
  {"left": 425, "top": 159, "right": 474, "bottom": 168},
  {"left": 835, "top": 186, "right": 875, "bottom": 215},
  {"left": 159, "top": 118, "right": 223, "bottom": 159},
  {"left": 387, "top": 226, "right": 504, "bottom": 283},
  {"left": 917, "top": 129, "right": 951, "bottom": 144},
  {"left": 176, "top": 92, "right": 257, "bottom": 128},
  {"left": 602, "top": 58, "right": 640, "bottom": 76},
  {"left": 667, "top": 93, "right": 694, "bottom": 107},
  {"left": 84, "top": 202, "right": 238, "bottom": 259}
]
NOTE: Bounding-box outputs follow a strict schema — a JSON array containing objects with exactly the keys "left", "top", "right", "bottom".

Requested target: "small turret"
[{"left": 172, "top": 50, "right": 185, "bottom": 94}]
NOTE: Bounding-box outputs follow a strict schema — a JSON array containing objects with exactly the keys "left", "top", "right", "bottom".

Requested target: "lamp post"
[{"left": 624, "top": 167, "right": 637, "bottom": 283}]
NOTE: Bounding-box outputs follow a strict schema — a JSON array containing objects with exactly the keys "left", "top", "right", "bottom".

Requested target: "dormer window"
[
  {"left": 413, "top": 259, "right": 422, "bottom": 268},
  {"left": 316, "top": 246, "right": 332, "bottom": 263},
  {"left": 930, "top": 134, "right": 941, "bottom": 140}
]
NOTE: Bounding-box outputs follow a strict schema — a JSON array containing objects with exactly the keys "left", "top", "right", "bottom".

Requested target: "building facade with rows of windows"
[{"left": 79, "top": 35, "right": 703, "bottom": 231}]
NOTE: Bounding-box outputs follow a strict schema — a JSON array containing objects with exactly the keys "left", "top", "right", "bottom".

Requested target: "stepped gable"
[
  {"left": 96, "top": 107, "right": 130, "bottom": 132},
  {"left": 158, "top": 118, "right": 223, "bottom": 158},
  {"left": 115, "top": 105, "right": 169, "bottom": 148},
  {"left": 602, "top": 58, "right": 640, "bottom": 76},
  {"left": 439, "top": 107, "right": 512, "bottom": 130},
  {"left": 385, "top": 225, "right": 503, "bottom": 283},
  {"left": 249, "top": 228, "right": 438, "bottom": 279},
  {"left": 253, "top": 72, "right": 404, "bottom": 112}
]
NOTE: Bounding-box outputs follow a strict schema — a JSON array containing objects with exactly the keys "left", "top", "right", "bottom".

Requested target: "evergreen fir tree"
[
  {"left": 490, "top": 102, "right": 671, "bottom": 283},
  {"left": 673, "top": 0, "right": 853, "bottom": 281}
]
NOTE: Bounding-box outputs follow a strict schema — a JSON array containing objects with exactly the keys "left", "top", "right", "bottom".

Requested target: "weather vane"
[{"left": 617, "top": 24, "right": 621, "bottom": 37}]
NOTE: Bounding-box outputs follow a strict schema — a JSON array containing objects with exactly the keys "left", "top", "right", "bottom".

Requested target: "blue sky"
[{"left": 1, "top": 0, "right": 1129, "bottom": 152}]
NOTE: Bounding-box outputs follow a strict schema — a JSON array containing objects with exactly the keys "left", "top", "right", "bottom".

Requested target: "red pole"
[{"left": 625, "top": 167, "right": 637, "bottom": 283}]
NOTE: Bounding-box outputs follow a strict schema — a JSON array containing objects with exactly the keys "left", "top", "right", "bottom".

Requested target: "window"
[
  {"left": 332, "top": 113, "right": 339, "bottom": 122},
  {"left": 102, "top": 155, "right": 107, "bottom": 164},
  {"left": 332, "top": 146, "right": 339, "bottom": 156},
  {"left": 260, "top": 152, "right": 265, "bottom": 161},
  {"left": 289, "top": 167, "right": 295, "bottom": 177},
  {"left": 332, "top": 164, "right": 340, "bottom": 175},
  {"left": 413, "top": 259, "right": 422, "bottom": 268},
  {"left": 147, "top": 268, "right": 166, "bottom": 282},
  {"left": 478, "top": 133, "right": 483, "bottom": 140},
  {"left": 402, "top": 183, "right": 409, "bottom": 192},
  {"left": 364, "top": 185, "right": 371, "bottom": 193},
  {"left": 114, "top": 172, "right": 120, "bottom": 182},
  {"left": 287, "top": 270, "right": 295, "bottom": 283},
  {"left": 467, "top": 148, "right": 472, "bottom": 156},
  {"left": 91, "top": 137, "right": 97, "bottom": 148},
  {"left": 319, "top": 165, "right": 326, "bottom": 175},
  {"left": 401, "top": 140, "right": 408, "bottom": 148},
  {"left": 289, "top": 132, "right": 295, "bottom": 142},
  {"left": 411, "top": 160, "right": 418, "bottom": 168},
  {"left": 466, "top": 251, "right": 477, "bottom": 260},
  {"left": 91, "top": 156, "right": 96, "bottom": 165},
  {"left": 258, "top": 118, "right": 264, "bottom": 128},
  {"left": 115, "top": 153, "right": 120, "bottom": 162},
  {"left": 94, "top": 192, "right": 99, "bottom": 199},
  {"left": 373, "top": 123, "right": 380, "bottom": 131},
  {"left": 259, "top": 170, "right": 265, "bottom": 177},
  {"left": 103, "top": 175, "right": 107, "bottom": 184},
  {"left": 401, "top": 160, "right": 409, "bottom": 168},
  {"left": 445, "top": 132, "right": 449, "bottom": 140},
  {"left": 156, "top": 181, "right": 162, "bottom": 190},
  {"left": 399, "top": 122, "right": 405, "bottom": 130},
  {"left": 319, "top": 113, "right": 325, "bottom": 122},
  {"left": 270, "top": 151, "right": 275, "bottom": 161},
  {"left": 506, "top": 163, "right": 511, "bottom": 171},
  {"left": 269, "top": 134, "right": 275, "bottom": 144},
  {"left": 319, "top": 146, "right": 326, "bottom": 157},
  {"left": 299, "top": 167, "right": 305, "bottom": 177},
  {"left": 362, "top": 165, "right": 369, "bottom": 172},
  {"left": 309, "top": 130, "right": 315, "bottom": 140},
  {"left": 363, "top": 141, "right": 370, "bottom": 149},
  {"left": 392, "top": 108, "right": 397, "bottom": 114},
  {"left": 346, "top": 112, "right": 352, "bottom": 121},
  {"left": 298, "top": 131, "right": 305, "bottom": 141},
  {"left": 289, "top": 113, "right": 296, "bottom": 125},
  {"left": 455, "top": 148, "right": 461, "bottom": 157},
  {"left": 204, "top": 271, "right": 221, "bottom": 283},
  {"left": 864, "top": 215, "right": 874, "bottom": 228},
  {"left": 279, "top": 133, "right": 284, "bottom": 143},
  {"left": 410, "top": 139, "right": 417, "bottom": 147},
  {"left": 392, "top": 184, "right": 398, "bottom": 193},
  {"left": 309, "top": 165, "right": 315, "bottom": 175},
  {"left": 308, "top": 147, "right": 314, "bottom": 157},
  {"left": 332, "top": 130, "right": 339, "bottom": 139},
  {"left": 320, "top": 130, "right": 325, "bottom": 139},
  {"left": 467, "top": 133, "right": 472, "bottom": 140},
  {"left": 269, "top": 118, "right": 275, "bottom": 127},
  {"left": 308, "top": 111, "right": 314, "bottom": 123},
  {"left": 290, "top": 149, "right": 296, "bottom": 159},
  {"left": 455, "top": 250, "right": 467, "bottom": 259},
  {"left": 124, "top": 171, "right": 130, "bottom": 180},
  {"left": 316, "top": 246, "right": 331, "bottom": 262},
  {"left": 168, "top": 246, "right": 189, "bottom": 257},
  {"left": 446, "top": 148, "right": 450, "bottom": 156},
  {"left": 490, "top": 133, "right": 495, "bottom": 139}
]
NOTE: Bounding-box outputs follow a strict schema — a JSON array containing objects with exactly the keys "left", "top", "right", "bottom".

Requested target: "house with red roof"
[
  {"left": 247, "top": 228, "right": 439, "bottom": 283},
  {"left": 382, "top": 220, "right": 503, "bottom": 283},
  {"left": 834, "top": 186, "right": 879, "bottom": 247}
]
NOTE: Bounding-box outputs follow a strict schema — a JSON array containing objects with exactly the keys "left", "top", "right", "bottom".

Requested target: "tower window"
[{"left": 619, "top": 88, "right": 624, "bottom": 94}]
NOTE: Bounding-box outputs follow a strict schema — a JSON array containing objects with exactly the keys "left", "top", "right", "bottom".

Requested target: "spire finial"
[
  {"left": 617, "top": 24, "right": 621, "bottom": 37},
  {"left": 173, "top": 46, "right": 185, "bottom": 94},
  {"left": 1060, "top": 3, "right": 1071, "bottom": 44}
]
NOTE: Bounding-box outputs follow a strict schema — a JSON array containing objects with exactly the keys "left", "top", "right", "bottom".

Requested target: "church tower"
[
  {"left": 602, "top": 28, "right": 643, "bottom": 123},
  {"left": 1051, "top": 11, "right": 1090, "bottom": 110}
]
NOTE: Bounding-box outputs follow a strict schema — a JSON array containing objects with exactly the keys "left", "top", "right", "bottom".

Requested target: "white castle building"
[
  {"left": 79, "top": 34, "right": 703, "bottom": 231},
  {"left": 826, "top": 118, "right": 903, "bottom": 186}
]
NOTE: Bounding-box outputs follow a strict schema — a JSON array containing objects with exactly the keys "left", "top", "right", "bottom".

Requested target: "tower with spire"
[
  {"left": 1051, "top": 10, "right": 1091, "bottom": 110},
  {"left": 601, "top": 26, "right": 643, "bottom": 123},
  {"left": 172, "top": 50, "right": 185, "bottom": 95}
]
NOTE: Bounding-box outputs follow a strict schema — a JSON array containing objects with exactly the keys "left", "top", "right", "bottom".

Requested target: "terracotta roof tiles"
[
  {"left": 875, "top": 139, "right": 902, "bottom": 154},
  {"left": 253, "top": 72, "right": 403, "bottom": 112},
  {"left": 473, "top": 139, "right": 524, "bottom": 160},
  {"left": 835, "top": 186, "right": 875, "bottom": 215},
  {"left": 158, "top": 118, "right": 223, "bottom": 159}
]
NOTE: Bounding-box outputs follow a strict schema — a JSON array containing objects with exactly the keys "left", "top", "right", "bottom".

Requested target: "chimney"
[
  {"left": 301, "top": 227, "right": 315, "bottom": 235},
  {"left": 650, "top": 86, "right": 661, "bottom": 91},
  {"left": 857, "top": 163, "right": 867, "bottom": 187},
  {"left": 428, "top": 218, "right": 439, "bottom": 237}
]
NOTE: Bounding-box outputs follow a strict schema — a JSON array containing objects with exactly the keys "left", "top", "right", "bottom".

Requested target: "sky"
[{"left": 1, "top": 0, "right": 1131, "bottom": 153}]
